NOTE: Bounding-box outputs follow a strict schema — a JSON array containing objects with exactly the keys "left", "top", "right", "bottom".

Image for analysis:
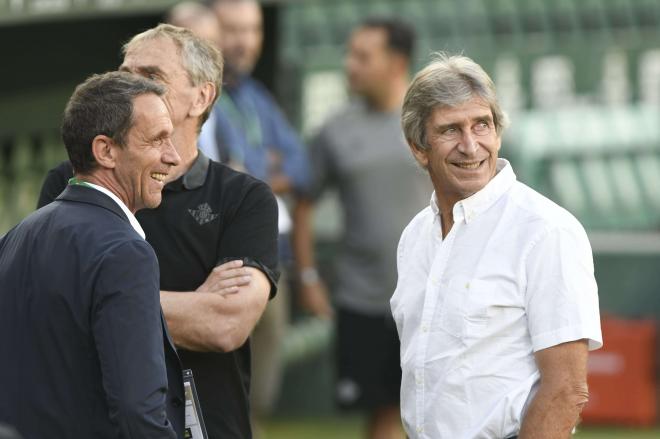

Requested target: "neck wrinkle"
[{"left": 79, "top": 171, "right": 133, "bottom": 213}]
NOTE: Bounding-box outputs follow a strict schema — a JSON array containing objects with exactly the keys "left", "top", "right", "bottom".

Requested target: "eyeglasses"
[{"left": 438, "top": 120, "right": 493, "bottom": 142}]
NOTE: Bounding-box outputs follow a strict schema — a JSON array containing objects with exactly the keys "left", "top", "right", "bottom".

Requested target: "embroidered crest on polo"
[{"left": 188, "top": 203, "right": 219, "bottom": 225}]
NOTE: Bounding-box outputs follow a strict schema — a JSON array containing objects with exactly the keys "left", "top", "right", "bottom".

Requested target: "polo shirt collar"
[
  {"left": 430, "top": 158, "right": 516, "bottom": 224},
  {"left": 166, "top": 149, "right": 210, "bottom": 191}
]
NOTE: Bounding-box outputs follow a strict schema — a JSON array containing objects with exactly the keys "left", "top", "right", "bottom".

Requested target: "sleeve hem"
[
  {"left": 532, "top": 324, "right": 603, "bottom": 352},
  {"left": 217, "top": 256, "right": 280, "bottom": 299}
]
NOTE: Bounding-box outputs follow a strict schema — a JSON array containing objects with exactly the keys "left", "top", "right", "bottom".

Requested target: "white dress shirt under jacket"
[
  {"left": 391, "top": 159, "right": 602, "bottom": 439},
  {"left": 85, "top": 182, "right": 146, "bottom": 240}
]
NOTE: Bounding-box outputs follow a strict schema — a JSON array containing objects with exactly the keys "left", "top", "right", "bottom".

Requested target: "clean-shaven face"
[
  {"left": 113, "top": 93, "right": 179, "bottom": 211},
  {"left": 414, "top": 95, "right": 501, "bottom": 209},
  {"left": 120, "top": 37, "right": 197, "bottom": 129},
  {"left": 345, "top": 27, "right": 393, "bottom": 100}
]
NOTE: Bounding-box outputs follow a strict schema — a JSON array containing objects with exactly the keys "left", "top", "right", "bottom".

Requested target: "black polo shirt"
[{"left": 37, "top": 152, "right": 279, "bottom": 439}]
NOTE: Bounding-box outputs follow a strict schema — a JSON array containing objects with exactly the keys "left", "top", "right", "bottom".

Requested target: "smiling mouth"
[
  {"left": 151, "top": 172, "right": 167, "bottom": 182},
  {"left": 453, "top": 160, "right": 484, "bottom": 170}
]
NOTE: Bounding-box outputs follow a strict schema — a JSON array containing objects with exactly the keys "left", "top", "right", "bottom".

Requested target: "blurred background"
[{"left": 2, "top": 0, "right": 660, "bottom": 437}]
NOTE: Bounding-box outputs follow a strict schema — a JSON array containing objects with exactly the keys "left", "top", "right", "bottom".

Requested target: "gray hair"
[
  {"left": 122, "top": 23, "right": 223, "bottom": 126},
  {"left": 402, "top": 53, "right": 508, "bottom": 150},
  {"left": 62, "top": 71, "right": 166, "bottom": 175}
]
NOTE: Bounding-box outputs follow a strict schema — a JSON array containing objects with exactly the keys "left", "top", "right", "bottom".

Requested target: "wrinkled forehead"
[
  {"left": 430, "top": 95, "right": 492, "bottom": 118},
  {"left": 121, "top": 36, "right": 183, "bottom": 73}
]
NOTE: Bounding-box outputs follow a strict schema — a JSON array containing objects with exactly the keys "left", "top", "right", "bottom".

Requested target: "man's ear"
[
  {"left": 190, "top": 82, "right": 216, "bottom": 118},
  {"left": 91, "top": 135, "right": 117, "bottom": 170},
  {"left": 408, "top": 141, "right": 429, "bottom": 169}
]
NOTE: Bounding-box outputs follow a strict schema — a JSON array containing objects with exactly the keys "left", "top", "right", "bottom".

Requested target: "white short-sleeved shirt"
[{"left": 391, "top": 159, "right": 602, "bottom": 439}]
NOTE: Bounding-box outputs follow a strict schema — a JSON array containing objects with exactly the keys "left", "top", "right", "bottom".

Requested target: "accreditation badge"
[{"left": 183, "top": 369, "right": 208, "bottom": 439}]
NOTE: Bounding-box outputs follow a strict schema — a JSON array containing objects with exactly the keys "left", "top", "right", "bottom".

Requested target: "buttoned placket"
[{"left": 413, "top": 212, "right": 463, "bottom": 438}]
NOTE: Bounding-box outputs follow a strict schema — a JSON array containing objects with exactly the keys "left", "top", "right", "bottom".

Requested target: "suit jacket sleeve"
[{"left": 92, "top": 239, "right": 176, "bottom": 439}]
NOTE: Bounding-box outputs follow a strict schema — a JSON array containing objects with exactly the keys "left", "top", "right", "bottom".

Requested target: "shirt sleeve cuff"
[
  {"left": 216, "top": 256, "right": 280, "bottom": 300},
  {"left": 532, "top": 324, "right": 603, "bottom": 352}
]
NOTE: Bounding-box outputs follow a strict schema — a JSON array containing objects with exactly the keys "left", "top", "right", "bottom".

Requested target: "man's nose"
[
  {"left": 163, "top": 139, "right": 181, "bottom": 166},
  {"left": 457, "top": 130, "right": 478, "bottom": 155}
]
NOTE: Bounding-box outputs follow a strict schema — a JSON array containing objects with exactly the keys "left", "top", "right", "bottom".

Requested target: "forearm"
[
  {"left": 292, "top": 199, "right": 316, "bottom": 270},
  {"left": 161, "top": 269, "right": 270, "bottom": 352},
  {"left": 269, "top": 173, "right": 292, "bottom": 194},
  {"left": 518, "top": 382, "right": 588, "bottom": 438},
  {"left": 519, "top": 341, "right": 590, "bottom": 439}
]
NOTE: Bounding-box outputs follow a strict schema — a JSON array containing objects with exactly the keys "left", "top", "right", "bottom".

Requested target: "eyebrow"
[
  {"left": 151, "top": 128, "right": 171, "bottom": 140},
  {"left": 432, "top": 114, "right": 494, "bottom": 132},
  {"left": 119, "top": 64, "right": 166, "bottom": 78}
]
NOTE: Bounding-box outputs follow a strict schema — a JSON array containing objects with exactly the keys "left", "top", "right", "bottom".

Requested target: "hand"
[
  {"left": 299, "top": 280, "right": 334, "bottom": 320},
  {"left": 195, "top": 259, "right": 252, "bottom": 295}
]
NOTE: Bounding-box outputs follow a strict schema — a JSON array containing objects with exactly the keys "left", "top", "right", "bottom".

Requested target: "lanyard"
[
  {"left": 219, "top": 91, "right": 263, "bottom": 150},
  {"left": 68, "top": 177, "right": 94, "bottom": 188}
]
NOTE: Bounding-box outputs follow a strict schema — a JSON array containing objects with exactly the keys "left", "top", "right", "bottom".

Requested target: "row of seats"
[
  {"left": 281, "top": 0, "right": 660, "bottom": 54},
  {"left": 0, "top": 133, "right": 66, "bottom": 234},
  {"left": 504, "top": 104, "right": 660, "bottom": 230},
  {"left": 279, "top": 0, "right": 660, "bottom": 111},
  {"left": 277, "top": 2, "right": 660, "bottom": 232}
]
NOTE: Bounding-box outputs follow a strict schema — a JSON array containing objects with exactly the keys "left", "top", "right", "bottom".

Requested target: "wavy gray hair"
[
  {"left": 123, "top": 23, "right": 223, "bottom": 127},
  {"left": 402, "top": 53, "right": 508, "bottom": 150}
]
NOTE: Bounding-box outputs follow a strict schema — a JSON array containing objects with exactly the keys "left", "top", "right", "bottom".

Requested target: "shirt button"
[
  {"left": 421, "top": 324, "right": 428, "bottom": 332},
  {"left": 417, "top": 426, "right": 423, "bottom": 433},
  {"left": 465, "top": 282, "right": 470, "bottom": 289}
]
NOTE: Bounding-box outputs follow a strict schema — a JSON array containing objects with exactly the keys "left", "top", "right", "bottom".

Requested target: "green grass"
[
  {"left": 575, "top": 427, "right": 660, "bottom": 438},
  {"left": 261, "top": 417, "right": 660, "bottom": 439}
]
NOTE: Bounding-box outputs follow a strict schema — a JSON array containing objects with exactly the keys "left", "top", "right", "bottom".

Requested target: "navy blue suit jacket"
[{"left": 0, "top": 185, "right": 184, "bottom": 439}]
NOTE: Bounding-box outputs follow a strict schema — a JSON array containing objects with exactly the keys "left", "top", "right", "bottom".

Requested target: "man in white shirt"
[{"left": 391, "top": 54, "right": 602, "bottom": 439}]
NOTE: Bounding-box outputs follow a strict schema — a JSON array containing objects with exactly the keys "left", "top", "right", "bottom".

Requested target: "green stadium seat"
[
  {"left": 549, "top": 160, "right": 588, "bottom": 219},
  {"left": 633, "top": 0, "right": 660, "bottom": 32},
  {"left": 575, "top": 0, "right": 608, "bottom": 37},
  {"left": 606, "top": 0, "right": 638, "bottom": 32},
  {"left": 548, "top": 0, "right": 581, "bottom": 40},
  {"left": 486, "top": 0, "right": 523, "bottom": 44}
]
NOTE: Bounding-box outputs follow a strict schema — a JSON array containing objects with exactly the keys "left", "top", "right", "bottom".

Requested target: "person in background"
[
  {"left": 294, "top": 17, "right": 429, "bottom": 439},
  {"left": 392, "top": 53, "right": 602, "bottom": 438},
  {"left": 195, "top": 0, "right": 317, "bottom": 428},
  {"left": 37, "top": 24, "right": 279, "bottom": 439},
  {"left": 167, "top": 1, "right": 223, "bottom": 52},
  {"left": 1, "top": 71, "right": 182, "bottom": 438}
]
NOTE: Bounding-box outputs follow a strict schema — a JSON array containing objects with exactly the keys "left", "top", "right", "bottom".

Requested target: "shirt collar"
[
  {"left": 83, "top": 182, "right": 146, "bottom": 239},
  {"left": 166, "top": 149, "right": 210, "bottom": 191},
  {"left": 430, "top": 158, "right": 516, "bottom": 224}
]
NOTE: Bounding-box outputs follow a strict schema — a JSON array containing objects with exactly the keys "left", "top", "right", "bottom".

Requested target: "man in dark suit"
[
  {"left": 0, "top": 71, "right": 183, "bottom": 438},
  {"left": 37, "top": 24, "right": 280, "bottom": 439}
]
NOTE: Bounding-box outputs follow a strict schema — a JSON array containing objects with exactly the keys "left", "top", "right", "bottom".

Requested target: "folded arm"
[{"left": 161, "top": 262, "right": 271, "bottom": 352}]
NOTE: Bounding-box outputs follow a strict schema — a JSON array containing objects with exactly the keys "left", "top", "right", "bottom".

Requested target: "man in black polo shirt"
[{"left": 37, "top": 24, "right": 278, "bottom": 439}]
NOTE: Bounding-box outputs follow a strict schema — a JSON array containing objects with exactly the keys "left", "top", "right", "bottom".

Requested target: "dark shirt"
[{"left": 37, "top": 152, "right": 279, "bottom": 439}]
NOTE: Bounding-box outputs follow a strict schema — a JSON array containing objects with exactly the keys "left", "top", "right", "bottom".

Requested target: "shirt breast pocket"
[
  {"left": 464, "top": 279, "right": 523, "bottom": 340},
  {"left": 436, "top": 277, "right": 522, "bottom": 340}
]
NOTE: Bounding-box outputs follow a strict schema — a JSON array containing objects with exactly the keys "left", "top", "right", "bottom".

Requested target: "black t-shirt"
[{"left": 38, "top": 152, "right": 279, "bottom": 439}]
